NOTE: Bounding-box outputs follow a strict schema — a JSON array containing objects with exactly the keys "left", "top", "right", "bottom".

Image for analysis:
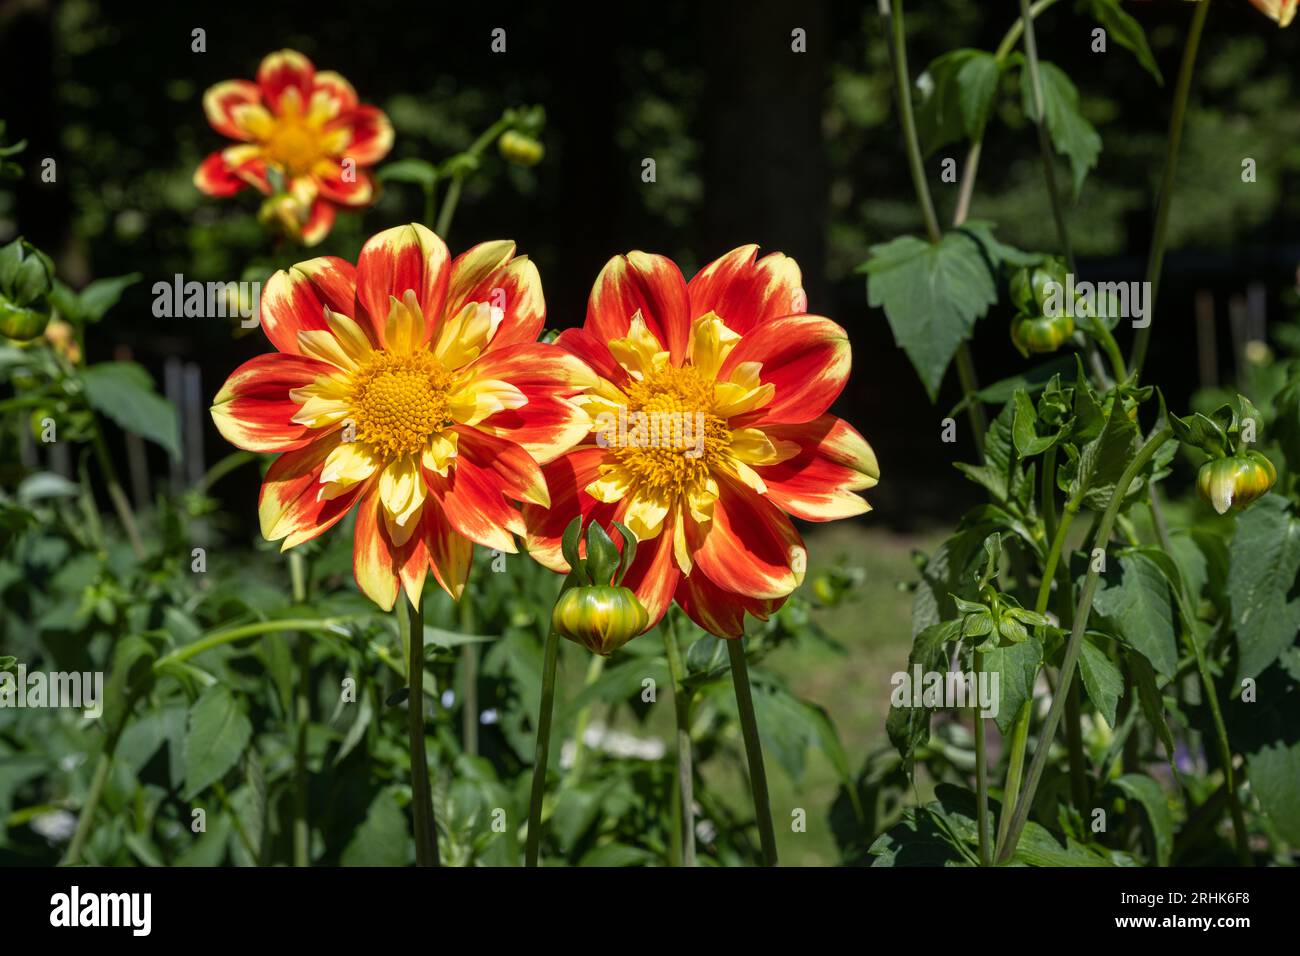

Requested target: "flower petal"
[
  {"left": 353, "top": 489, "right": 400, "bottom": 611},
  {"left": 355, "top": 223, "right": 450, "bottom": 348},
  {"left": 687, "top": 245, "right": 803, "bottom": 335},
  {"left": 328, "top": 104, "right": 394, "bottom": 166},
  {"left": 299, "top": 199, "right": 336, "bottom": 247},
  {"left": 257, "top": 49, "right": 316, "bottom": 114},
  {"left": 194, "top": 151, "right": 248, "bottom": 197},
  {"left": 586, "top": 252, "right": 690, "bottom": 365},
  {"left": 692, "top": 473, "right": 806, "bottom": 600},
  {"left": 259, "top": 256, "right": 358, "bottom": 355},
  {"left": 675, "top": 568, "right": 780, "bottom": 639},
  {"left": 309, "top": 70, "right": 358, "bottom": 119},
  {"left": 443, "top": 242, "right": 546, "bottom": 355},
  {"left": 259, "top": 433, "right": 367, "bottom": 550},
  {"left": 211, "top": 353, "right": 334, "bottom": 452},
  {"left": 314, "top": 166, "right": 374, "bottom": 207},
  {"left": 202, "top": 80, "right": 263, "bottom": 141},
  {"left": 620, "top": 510, "right": 680, "bottom": 630},
  {"left": 719, "top": 316, "right": 850, "bottom": 424},
  {"left": 756, "top": 415, "right": 878, "bottom": 521},
  {"left": 522, "top": 447, "right": 615, "bottom": 571}
]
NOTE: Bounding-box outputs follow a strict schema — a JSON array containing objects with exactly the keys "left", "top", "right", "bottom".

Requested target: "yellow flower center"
[
  {"left": 349, "top": 351, "right": 452, "bottom": 458},
  {"left": 265, "top": 119, "right": 327, "bottom": 177},
  {"left": 611, "top": 365, "right": 729, "bottom": 497}
]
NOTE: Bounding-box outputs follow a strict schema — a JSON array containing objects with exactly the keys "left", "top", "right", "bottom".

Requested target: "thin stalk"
[
  {"left": 973, "top": 649, "right": 991, "bottom": 865},
  {"left": 91, "top": 426, "right": 144, "bottom": 560},
  {"left": 567, "top": 654, "right": 607, "bottom": 783},
  {"left": 289, "top": 551, "right": 310, "bottom": 868},
  {"left": 401, "top": 597, "right": 439, "bottom": 866},
  {"left": 459, "top": 598, "right": 479, "bottom": 757},
  {"left": 63, "top": 737, "right": 117, "bottom": 866},
  {"left": 525, "top": 629, "right": 561, "bottom": 866},
  {"left": 1064, "top": 680, "right": 1089, "bottom": 809},
  {"left": 997, "top": 428, "right": 1172, "bottom": 862},
  {"left": 727, "top": 637, "right": 777, "bottom": 866},
  {"left": 1019, "top": 0, "right": 1075, "bottom": 273},
  {"left": 153, "top": 618, "right": 354, "bottom": 671},
  {"left": 434, "top": 176, "right": 463, "bottom": 237},
  {"left": 1131, "top": 0, "right": 1213, "bottom": 378},
  {"left": 662, "top": 616, "right": 696, "bottom": 866}
]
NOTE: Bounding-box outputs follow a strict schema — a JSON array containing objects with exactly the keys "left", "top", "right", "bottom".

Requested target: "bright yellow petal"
[
  {"left": 434, "top": 301, "right": 500, "bottom": 370},
  {"left": 729, "top": 427, "right": 801, "bottom": 466},
  {"left": 714, "top": 360, "right": 774, "bottom": 418},
  {"left": 383, "top": 291, "right": 425, "bottom": 355},
  {"left": 623, "top": 490, "right": 670, "bottom": 540},
  {"left": 586, "top": 464, "right": 634, "bottom": 504},
  {"left": 378, "top": 456, "right": 426, "bottom": 537},
  {"left": 608, "top": 312, "right": 669, "bottom": 381},
  {"left": 447, "top": 378, "right": 527, "bottom": 425},
  {"left": 319, "top": 441, "right": 380, "bottom": 499},
  {"left": 421, "top": 431, "right": 459, "bottom": 477},
  {"left": 687, "top": 311, "right": 741, "bottom": 382}
]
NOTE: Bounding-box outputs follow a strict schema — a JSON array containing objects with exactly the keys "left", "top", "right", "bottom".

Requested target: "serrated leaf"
[
  {"left": 980, "top": 637, "right": 1041, "bottom": 734},
  {"left": 1020, "top": 61, "right": 1102, "bottom": 197},
  {"left": 1112, "top": 774, "right": 1173, "bottom": 866},
  {"left": 1077, "top": 0, "right": 1163, "bottom": 85},
  {"left": 183, "top": 685, "right": 253, "bottom": 799},
  {"left": 916, "top": 49, "right": 1002, "bottom": 155},
  {"left": 1093, "top": 551, "right": 1178, "bottom": 678},
  {"left": 1078, "top": 636, "right": 1123, "bottom": 727},
  {"left": 1226, "top": 496, "right": 1300, "bottom": 681},
  {"left": 864, "top": 231, "right": 998, "bottom": 400}
]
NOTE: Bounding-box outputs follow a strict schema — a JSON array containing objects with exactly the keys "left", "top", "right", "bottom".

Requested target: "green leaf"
[
  {"left": 886, "top": 620, "right": 960, "bottom": 770},
  {"left": 1012, "top": 388, "right": 1064, "bottom": 457},
  {"left": 916, "top": 50, "right": 1002, "bottom": 155},
  {"left": 1078, "top": 636, "right": 1123, "bottom": 728},
  {"left": 341, "top": 788, "right": 410, "bottom": 866},
  {"left": 16, "top": 472, "right": 80, "bottom": 505},
  {"left": 1093, "top": 551, "right": 1178, "bottom": 679},
  {"left": 80, "top": 361, "right": 181, "bottom": 460},
  {"left": 1077, "top": 0, "right": 1163, "bottom": 84},
  {"left": 1129, "top": 652, "right": 1179, "bottom": 780},
  {"left": 183, "top": 685, "right": 253, "bottom": 799},
  {"left": 73, "top": 273, "right": 141, "bottom": 322},
  {"left": 949, "top": 356, "right": 1075, "bottom": 417},
  {"left": 1068, "top": 400, "right": 1139, "bottom": 510},
  {"left": 376, "top": 158, "right": 438, "bottom": 188},
  {"left": 1226, "top": 496, "right": 1300, "bottom": 681},
  {"left": 1020, "top": 61, "right": 1102, "bottom": 197},
  {"left": 980, "top": 637, "right": 1042, "bottom": 735},
  {"left": 1112, "top": 774, "right": 1174, "bottom": 866},
  {"left": 863, "top": 231, "right": 998, "bottom": 400}
]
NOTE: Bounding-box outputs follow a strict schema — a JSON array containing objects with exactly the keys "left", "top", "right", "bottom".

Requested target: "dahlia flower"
[
  {"left": 211, "top": 223, "right": 594, "bottom": 609},
  {"left": 194, "top": 50, "right": 394, "bottom": 245},
  {"left": 524, "top": 247, "right": 878, "bottom": 638}
]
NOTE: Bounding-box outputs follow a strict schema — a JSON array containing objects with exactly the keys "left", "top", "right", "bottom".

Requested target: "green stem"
[
  {"left": 727, "top": 637, "right": 777, "bottom": 866},
  {"left": 63, "top": 735, "right": 118, "bottom": 866},
  {"left": 997, "top": 427, "right": 1172, "bottom": 862},
  {"left": 460, "top": 599, "right": 479, "bottom": 757},
  {"left": 152, "top": 618, "right": 353, "bottom": 672},
  {"left": 662, "top": 616, "right": 696, "bottom": 866},
  {"left": 954, "top": 344, "right": 989, "bottom": 459},
  {"left": 196, "top": 450, "right": 256, "bottom": 495},
  {"left": 289, "top": 551, "right": 310, "bottom": 868},
  {"left": 91, "top": 425, "right": 144, "bottom": 560},
  {"left": 567, "top": 654, "right": 607, "bottom": 783},
  {"left": 883, "top": 0, "right": 941, "bottom": 245},
  {"left": 401, "top": 597, "right": 439, "bottom": 866},
  {"left": 973, "top": 650, "right": 991, "bottom": 866},
  {"left": 1130, "top": 0, "right": 1213, "bottom": 378},
  {"left": 525, "top": 628, "right": 561, "bottom": 867},
  {"left": 434, "top": 175, "right": 463, "bottom": 238},
  {"left": 1019, "top": 0, "right": 1074, "bottom": 273}
]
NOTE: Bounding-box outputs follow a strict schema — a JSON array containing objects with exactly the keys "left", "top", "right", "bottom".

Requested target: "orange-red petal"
[
  {"left": 756, "top": 415, "right": 878, "bottom": 521},
  {"left": 355, "top": 224, "right": 450, "bottom": 348},
  {"left": 687, "top": 245, "right": 803, "bottom": 335},
  {"left": 259, "top": 256, "right": 359, "bottom": 355},
  {"left": 211, "top": 353, "right": 333, "bottom": 452},
  {"left": 257, "top": 49, "right": 316, "bottom": 114},
  {"left": 675, "top": 569, "right": 781, "bottom": 639},
  {"left": 202, "top": 79, "right": 263, "bottom": 141},
  {"left": 585, "top": 252, "right": 690, "bottom": 365},
  {"left": 259, "top": 434, "right": 368, "bottom": 550},
  {"left": 721, "top": 315, "right": 850, "bottom": 425},
  {"left": 522, "top": 447, "right": 613, "bottom": 571},
  {"left": 329, "top": 104, "right": 394, "bottom": 166},
  {"left": 692, "top": 473, "right": 805, "bottom": 600},
  {"left": 194, "top": 151, "right": 248, "bottom": 197},
  {"left": 444, "top": 242, "right": 545, "bottom": 354}
]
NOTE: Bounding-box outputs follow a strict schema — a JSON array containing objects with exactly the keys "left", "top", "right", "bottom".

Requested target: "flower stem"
[
  {"left": 567, "top": 654, "right": 607, "bottom": 783},
  {"left": 727, "top": 637, "right": 777, "bottom": 866},
  {"left": 289, "top": 551, "right": 310, "bottom": 868},
  {"left": 401, "top": 597, "right": 439, "bottom": 867},
  {"left": 662, "top": 615, "right": 696, "bottom": 866},
  {"left": 152, "top": 618, "right": 354, "bottom": 672},
  {"left": 525, "top": 628, "right": 561, "bottom": 867},
  {"left": 1019, "top": 0, "right": 1075, "bottom": 273},
  {"left": 434, "top": 175, "right": 463, "bottom": 238},
  {"left": 973, "top": 649, "right": 991, "bottom": 866},
  {"left": 997, "top": 427, "right": 1172, "bottom": 862},
  {"left": 91, "top": 425, "right": 144, "bottom": 560},
  {"left": 64, "top": 735, "right": 117, "bottom": 866},
  {"left": 1130, "top": 0, "right": 1213, "bottom": 378}
]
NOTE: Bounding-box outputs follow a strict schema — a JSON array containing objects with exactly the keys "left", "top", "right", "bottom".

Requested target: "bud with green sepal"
[
  {"left": 551, "top": 516, "right": 649, "bottom": 656},
  {"left": 0, "top": 238, "right": 54, "bottom": 341},
  {"left": 1172, "top": 394, "right": 1279, "bottom": 514}
]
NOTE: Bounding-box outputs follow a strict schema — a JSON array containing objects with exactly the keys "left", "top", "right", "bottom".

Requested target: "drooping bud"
[
  {"left": 1196, "top": 451, "right": 1277, "bottom": 515},
  {"left": 552, "top": 585, "right": 649, "bottom": 656},
  {"left": 1011, "top": 313, "right": 1074, "bottom": 356},
  {"left": 498, "top": 130, "right": 545, "bottom": 167}
]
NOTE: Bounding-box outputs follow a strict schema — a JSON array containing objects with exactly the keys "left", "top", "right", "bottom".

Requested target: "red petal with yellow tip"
[
  {"left": 756, "top": 415, "right": 878, "bottom": 521},
  {"left": 692, "top": 474, "right": 805, "bottom": 600},
  {"left": 211, "top": 353, "right": 334, "bottom": 453},
  {"left": 203, "top": 80, "right": 262, "bottom": 141},
  {"left": 676, "top": 569, "right": 781, "bottom": 639},
  {"left": 721, "top": 315, "right": 850, "bottom": 425},
  {"left": 355, "top": 224, "right": 450, "bottom": 347},
  {"left": 259, "top": 434, "right": 369, "bottom": 550},
  {"left": 353, "top": 490, "right": 400, "bottom": 611},
  {"left": 194, "top": 151, "right": 248, "bottom": 197},
  {"left": 330, "top": 104, "right": 394, "bottom": 166},
  {"left": 620, "top": 511, "right": 680, "bottom": 630},
  {"left": 585, "top": 252, "right": 691, "bottom": 364},
  {"left": 259, "top": 257, "right": 358, "bottom": 355},
  {"left": 257, "top": 49, "right": 316, "bottom": 114},
  {"left": 444, "top": 242, "right": 545, "bottom": 353},
  {"left": 687, "top": 246, "right": 804, "bottom": 335},
  {"left": 299, "top": 198, "right": 336, "bottom": 246},
  {"left": 523, "top": 447, "right": 616, "bottom": 572}
]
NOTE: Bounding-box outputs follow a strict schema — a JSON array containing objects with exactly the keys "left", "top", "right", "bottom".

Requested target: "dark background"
[{"left": 3, "top": 0, "right": 1298, "bottom": 529}]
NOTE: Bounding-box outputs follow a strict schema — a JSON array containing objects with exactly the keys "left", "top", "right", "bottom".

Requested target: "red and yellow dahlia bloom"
[
  {"left": 194, "top": 50, "right": 394, "bottom": 245},
  {"left": 523, "top": 248, "right": 879, "bottom": 639},
  {"left": 211, "top": 223, "right": 594, "bottom": 610}
]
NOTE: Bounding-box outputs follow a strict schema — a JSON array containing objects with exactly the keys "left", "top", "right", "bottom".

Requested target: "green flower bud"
[
  {"left": 0, "top": 299, "right": 50, "bottom": 341},
  {"left": 498, "top": 130, "right": 545, "bottom": 167},
  {"left": 1011, "top": 313, "right": 1074, "bottom": 357},
  {"left": 1009, "top": 260, "right": 1065, "bottom": 315},
  {"left": 1196, "top": 451, "right": 1277, "bottom": 515},
  {"left": 552, "top": 585, "right": 649, "bottom": 656}
]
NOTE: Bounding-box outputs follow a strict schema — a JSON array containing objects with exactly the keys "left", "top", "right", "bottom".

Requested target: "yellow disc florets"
[
  {"left": 265, "top": 119, "right": 327, "bottom": 177},
  {"left": 350, "top": 350, "right": 452, "bottom": 458},
  {"left": 611, "top": 365, "right": 729, "bottom": 496}
]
